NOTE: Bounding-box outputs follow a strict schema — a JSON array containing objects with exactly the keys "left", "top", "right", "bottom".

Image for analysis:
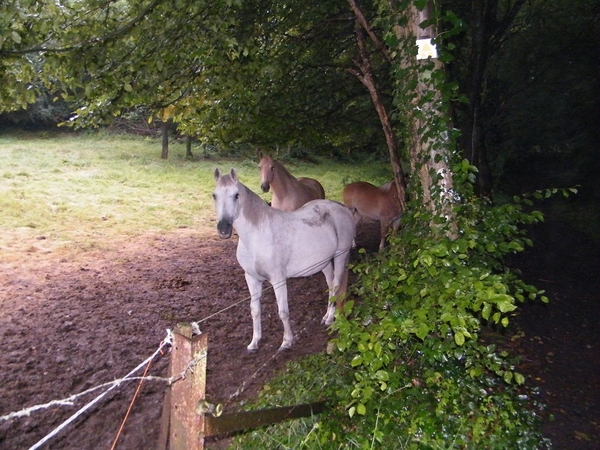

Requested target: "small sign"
[{"left": 416, "top": 38, "right": 438, "bottom": 60}]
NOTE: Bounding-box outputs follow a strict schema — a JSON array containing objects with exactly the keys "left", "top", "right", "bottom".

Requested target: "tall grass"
[{"left": 0, "top": 131, "right": 391, "bottom": 255}]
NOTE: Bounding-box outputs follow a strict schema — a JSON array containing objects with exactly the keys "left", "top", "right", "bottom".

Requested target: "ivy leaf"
[
  {"left": 356, "top": 403, "right": 366, "bottom": 415},
  {"left": 496, "top": 297, "right": 517, "bottom": 313},
  {"left": 415, "top": 322, "right": 430, "bottom": 340},
  {"left": 350, "top": 355, "right": 363, "bottom": 367},
  {"left": 514, "top": 372, "right": 525, "bottom": 385}
]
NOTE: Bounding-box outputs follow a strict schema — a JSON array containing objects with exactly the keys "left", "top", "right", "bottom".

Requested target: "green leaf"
[
  {"left": 497, "top": 298, "right": 517, "bottom": 313},
  {"left": 514, "top": 372, "right": 525, "bottom": 385},
  {"left": 415, "top": 322, "right": 430, "bottom": 340},
  {"left": 11, "top": 31, "right": 21, "bottom": 44},
  {"left": 350, "top": 355, "right": 363, "bottom": 367},
  {"left": 356, "top": 403, "right": 366, "bottom": 415},
  {"left": 454, "top": 331, "right": 465, "bottom": 346},
  {"left": 375, "top": 370, "right": 389, "bottom": 382}
]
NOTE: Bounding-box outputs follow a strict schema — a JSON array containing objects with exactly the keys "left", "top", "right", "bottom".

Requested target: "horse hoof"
[
  {"left": 322, "top": 316, "right": 334, "bottom": 326},
  {"left": 279, "top": 341, "right": 293, "bottom": 351}
]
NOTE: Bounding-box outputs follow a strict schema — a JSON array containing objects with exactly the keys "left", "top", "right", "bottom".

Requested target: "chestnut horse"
[
  {"left": 342, "top": 180, "right": 403, "bottom": 252},
  {"left": 213, "top": 168, "right": 355, "bottom": 351},
  {"left": 258, "top": 152, "right": 325, "bottom": 212}
]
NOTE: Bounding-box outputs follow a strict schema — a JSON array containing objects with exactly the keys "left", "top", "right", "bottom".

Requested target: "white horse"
[{"left": 213, "top": 168, "right": 355, "bottom": 351}]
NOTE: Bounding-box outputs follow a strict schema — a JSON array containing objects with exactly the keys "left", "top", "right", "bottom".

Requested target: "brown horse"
[
  {"left": 343, "top": 181, "right": 403, "bottom": 252},
  {"left": 258, "top": 152, "right": 325, "bottom": 212}
]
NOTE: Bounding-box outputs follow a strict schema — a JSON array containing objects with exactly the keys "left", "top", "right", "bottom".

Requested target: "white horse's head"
[{"left": 213, "top": 168, "right": 240, "bottom": 239}]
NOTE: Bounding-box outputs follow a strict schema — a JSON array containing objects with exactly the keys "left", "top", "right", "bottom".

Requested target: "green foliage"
[
  {"left": 1, "top": 0, "right": 387, "bottom": 156},
  {"left": 231, "top": 148, "right": 577, "bottom": 448},
  {"left": 232, "top": 170, "right": 561, "bottom": 448},
  {"left": 228, "top": 354, "right": 347, "bottom": 450},
  {"left": 313, "top": 185, "right": 551, "bottom": 447}
]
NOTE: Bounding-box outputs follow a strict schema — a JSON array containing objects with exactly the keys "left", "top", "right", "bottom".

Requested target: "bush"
[{"left": 231, "top": 183, "right": 562, "bottom": 449}]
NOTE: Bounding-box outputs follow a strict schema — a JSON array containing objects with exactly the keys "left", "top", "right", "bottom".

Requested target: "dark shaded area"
[{"left": 506, "top": 206, "right": 600, "bottom": 449}]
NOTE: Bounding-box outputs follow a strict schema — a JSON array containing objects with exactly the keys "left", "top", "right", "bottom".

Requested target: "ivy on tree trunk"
[{"left": 390, "top": 0, "right": 458, "bottom": 235}]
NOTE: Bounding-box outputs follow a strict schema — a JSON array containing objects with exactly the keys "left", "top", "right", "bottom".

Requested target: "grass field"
[{"left": 0, "top": 131, "right": 392, "bottom": 255}]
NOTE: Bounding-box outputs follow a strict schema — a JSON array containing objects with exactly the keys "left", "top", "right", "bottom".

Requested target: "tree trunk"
[
  {"left": 348, "top": 15, "right": 407, "bottom": 210},
  {"left": 161, "top": 121, "right": 169, "bottom": 159},
  {"left": 463, "top": 0, "right": 496, "bottom": 197},
  {"left": 461, "top": 0, "right": 526, "bottom": 198},
  {"left": 394, "top": 1, "right": 456, "bottom": 233},
  {"left": 186, "top": 135, "right": 193, "bottom": 159}
]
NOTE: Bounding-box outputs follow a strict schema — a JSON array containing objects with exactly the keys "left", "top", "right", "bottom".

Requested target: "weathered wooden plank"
[
  {"left": 163, "top": 324, "right": 208, "bottom": 450},
  {"left": 204, "top": 401, "right": 328, "bottom": 437}
]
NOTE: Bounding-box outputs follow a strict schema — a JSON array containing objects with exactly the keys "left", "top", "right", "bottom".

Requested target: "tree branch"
[
  {"left": 347, "top": 0, "right": 392, "bottom": 63},
  {"left": 0, "top": 0, "right": 164, "bottom": 56}
]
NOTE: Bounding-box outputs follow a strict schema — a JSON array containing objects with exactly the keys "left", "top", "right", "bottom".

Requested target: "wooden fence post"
[
  {"left": 157, "top": 326, "right": 328, "bottom": 449},
  {"left": 157, "top": 324, "right": 208, "bottom": 450}
]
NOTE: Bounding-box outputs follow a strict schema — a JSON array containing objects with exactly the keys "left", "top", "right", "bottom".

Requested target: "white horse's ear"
[
  {"left": 214, "top": 168, "right": 221, "bottom": 181},
  {"left": 257, "top": 149, "right": 263, "bottom": 160},
  {"left": 230, "top": 168, "right": 237, "bottom": 181}
]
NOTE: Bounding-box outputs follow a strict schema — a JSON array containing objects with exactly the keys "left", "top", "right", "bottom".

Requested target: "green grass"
[{"left": 0, "top": 131, "right": 392, "bottom": 255}]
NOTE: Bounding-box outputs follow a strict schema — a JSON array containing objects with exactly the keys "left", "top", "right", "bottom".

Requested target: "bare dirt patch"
[{"left": 0, "top": 223, "right": 379, "bottom": 450}]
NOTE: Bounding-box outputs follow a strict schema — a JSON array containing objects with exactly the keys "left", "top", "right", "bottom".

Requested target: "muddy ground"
[{"left": 0, "top": 218, "right": 598, "bottom": 449}]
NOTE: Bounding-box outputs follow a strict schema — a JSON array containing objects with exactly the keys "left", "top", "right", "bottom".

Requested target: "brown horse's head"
[{"left": 258, "top": 151, "right": 275, "bottom": 193}]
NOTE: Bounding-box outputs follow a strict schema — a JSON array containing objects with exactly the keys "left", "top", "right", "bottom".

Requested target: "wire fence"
[{"left": 0, "top": 246, "right": 353, "bottom": 449}]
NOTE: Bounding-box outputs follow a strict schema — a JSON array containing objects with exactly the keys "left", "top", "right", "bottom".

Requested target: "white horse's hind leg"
[
  {"left": 245, "top": 274, "right": 263, "bottom": 351},
  {"left": 272, "top": 280, "right": 294, "bottom": 349},
  {"left": 321, "top": 263, "right": 337, "bottom": 325}
]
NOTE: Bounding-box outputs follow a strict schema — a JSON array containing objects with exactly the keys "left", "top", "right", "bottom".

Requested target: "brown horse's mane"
[{"left": 273, "top": 158, "right": 296, "bottom": 181}]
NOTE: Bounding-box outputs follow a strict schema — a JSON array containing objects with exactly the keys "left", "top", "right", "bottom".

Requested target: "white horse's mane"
[{"left": 241, "top": 182, "right": 271, "bottom": 226}]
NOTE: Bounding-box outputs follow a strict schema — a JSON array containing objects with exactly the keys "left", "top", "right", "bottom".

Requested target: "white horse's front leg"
[
  {"left": 272, "top": 280, "right": 294, "bottom": 349},
  {"left": 245, "top": 274, "right": 263, "bottom": 351},
  {"left": 321, "top": 264, "right": 337, "bottom": 326}
]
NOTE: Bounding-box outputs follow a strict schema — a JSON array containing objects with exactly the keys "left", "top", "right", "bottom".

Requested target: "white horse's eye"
[
  {"left": 212, "top": 193, "right": 216, "bottom": 200},
  {"left": 235, "top": 193, "right": 239, "bottom": 200}
]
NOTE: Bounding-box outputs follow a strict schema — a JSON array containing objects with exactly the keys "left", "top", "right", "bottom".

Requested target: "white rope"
[
  {"left": 24, "top": 329, "right": 173, "bottom": 450},
  {"left": 226, "top": 316, "right": 321, "bottom": 404},
  {"left": 1, "top": 376, "right": 170, "bottom": 423},
  {"left": 227, "top": 350, "right": 280, "bottom": 403}
]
